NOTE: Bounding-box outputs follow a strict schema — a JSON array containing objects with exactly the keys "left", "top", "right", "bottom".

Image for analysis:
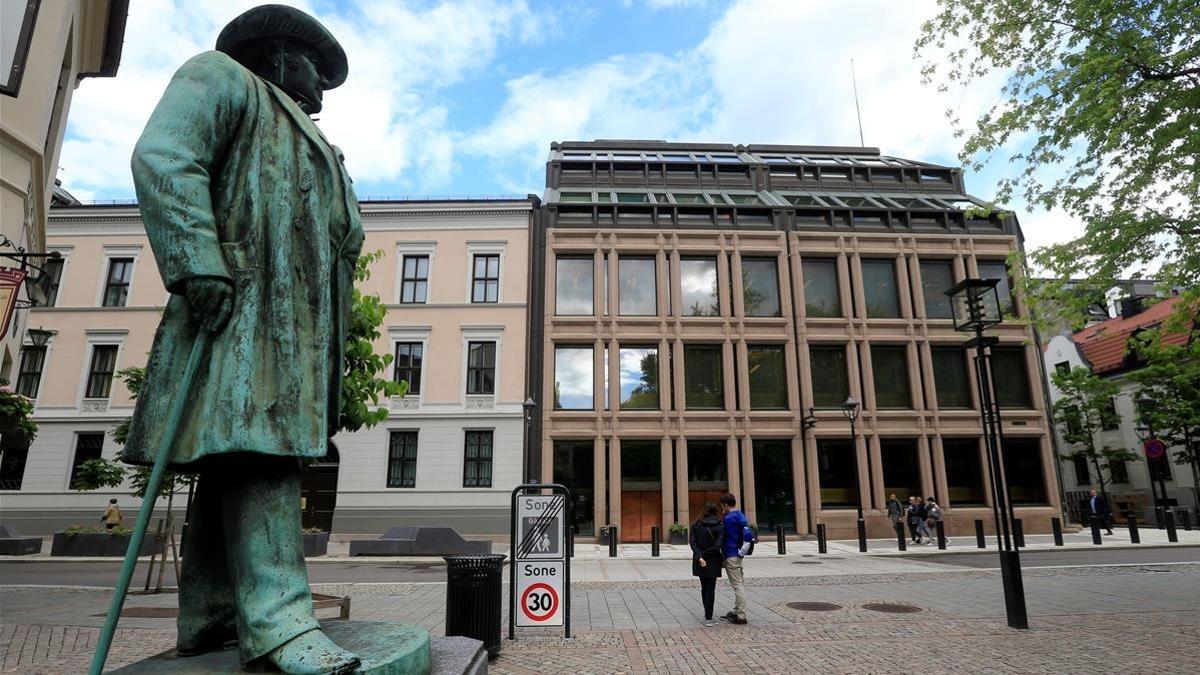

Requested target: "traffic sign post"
[{"left": 509, "top": 483, "right": 571, "bottom": 640}]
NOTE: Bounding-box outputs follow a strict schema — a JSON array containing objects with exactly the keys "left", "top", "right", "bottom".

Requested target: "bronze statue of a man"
[{"left": 124, "top": 5, "right": 363, "bottom": 673}]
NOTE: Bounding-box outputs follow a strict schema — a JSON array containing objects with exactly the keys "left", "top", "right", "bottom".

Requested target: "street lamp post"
[
  {"left": 840, "top": 396, "right": 868, "bottom": 553},
  {"left": 947, "top": 278, "right": 1028, "bottom": 629},
  {"left": 522, "top": 397, "right": 538, "bottom": 484},
  {"left": 1136, "top": 394, "right": 1169, "bottom": 528}
]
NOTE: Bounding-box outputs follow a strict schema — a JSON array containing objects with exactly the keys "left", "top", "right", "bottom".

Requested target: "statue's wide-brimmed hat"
[{"left": 216, "top": 4, "right": 348, "bottom": 88}]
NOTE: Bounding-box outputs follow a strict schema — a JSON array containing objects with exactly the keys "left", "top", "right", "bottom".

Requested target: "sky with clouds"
[{"left": 58, "top": 0, "right": 1084, "bottom": 252}]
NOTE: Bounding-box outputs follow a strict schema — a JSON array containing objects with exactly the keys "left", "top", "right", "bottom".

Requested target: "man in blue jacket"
[{"left": 719, "top": 493, "right": 750, "bottom": 624}]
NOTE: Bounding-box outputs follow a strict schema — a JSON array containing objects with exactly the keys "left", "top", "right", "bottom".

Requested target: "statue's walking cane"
[{"left": 90, "top": 330, "right": 212, "bottom": 675}]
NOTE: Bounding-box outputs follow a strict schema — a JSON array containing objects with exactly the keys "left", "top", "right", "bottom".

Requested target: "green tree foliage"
[
  {"left": 916, "top": 0, "right": 1200, "bottom": 326},
  {"left": 1050, "top": 366, "right": 1139, "bottom": 496},
  {"left": 1130, "top": 330, "right": 1200, "bottom": 509},
  {"left": 624, "top": 352, "right": 659, "bottom": 409},
  {"left": 340, "top": 249, "right": 407, "bottom": 433},
  {"left": 71, "top": 457, "right": 126, "bottom": 492}
]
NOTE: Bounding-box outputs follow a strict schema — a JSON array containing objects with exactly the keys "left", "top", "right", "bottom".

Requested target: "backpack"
[{"left": 738, "top": 525, "right": 756, "bottom": 556}]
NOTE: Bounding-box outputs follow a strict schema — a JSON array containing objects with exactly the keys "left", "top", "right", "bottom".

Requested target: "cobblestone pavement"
[{"left": 2, "top": 563, "right": 1198, "bottom": 673}]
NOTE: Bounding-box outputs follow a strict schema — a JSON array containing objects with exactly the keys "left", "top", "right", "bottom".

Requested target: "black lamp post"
[
  {"left": 946, "top": 277, "right": 1028, "bottom": 629},
  {"left": 522, "top": 397, "right": 538, "bottom": 483},
  {"left": 840, "top": 395, "right": 868, "bottom": 553},
  {"left": 1136, "top": 393, "right": 1168, "bottom": 528}
]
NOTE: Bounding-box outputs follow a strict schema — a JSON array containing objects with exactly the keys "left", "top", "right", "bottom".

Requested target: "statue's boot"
[{"left": 259, "top": 628, "right": 360, "bottom": 675}]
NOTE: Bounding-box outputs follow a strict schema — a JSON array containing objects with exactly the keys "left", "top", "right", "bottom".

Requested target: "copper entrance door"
[
  {"left": 621, "top": 489, "right": 662, "bottom": 543},
  {"left": 620, "top": 440, "right": 663, "bottom": 543}
]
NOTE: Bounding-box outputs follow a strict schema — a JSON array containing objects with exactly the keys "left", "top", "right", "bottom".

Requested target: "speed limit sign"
[{"left": 516, "top": 562, "right": 563, "bottom": 626}]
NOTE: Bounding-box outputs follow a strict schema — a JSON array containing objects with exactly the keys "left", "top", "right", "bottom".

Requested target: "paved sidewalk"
[{"left": 3, "top": 562, "right": 1198, "bottom": 673}]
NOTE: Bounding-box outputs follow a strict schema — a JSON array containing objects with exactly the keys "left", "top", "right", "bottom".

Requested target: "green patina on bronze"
[{"left": 116, "top": 6, "right": 430, "bottom": 674}]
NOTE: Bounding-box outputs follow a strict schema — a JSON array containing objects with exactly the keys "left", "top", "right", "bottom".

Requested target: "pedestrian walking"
[
  {"left": 719, "top": 492, "right": 751, "bottom": 624},
  {"left": 1088, "top": 489, "right": 1114, "bottom": 535},
  {"left": 886, "top": 493, "right": 904, "bottom": 530},
  {"left": 907, "top": 496, "right": 925, "bottom": 543},
  {"left": 689, "top": 502, "right": 725, "bottom": 626},
  {"left": 925, "top": 497, "right": 947, "bottom": 545},
  {"left": 101, "top": 499, "right": 123, "bottom": 530}
]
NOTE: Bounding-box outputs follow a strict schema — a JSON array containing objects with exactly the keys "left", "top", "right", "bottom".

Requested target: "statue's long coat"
[{"left": 123, "top": 50, "right": 363, "bottom": 468}]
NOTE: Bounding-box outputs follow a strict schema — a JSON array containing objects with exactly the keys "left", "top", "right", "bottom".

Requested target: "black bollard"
[
  {"left": 895, "top": 522, "right": 907, "bottom": 551},
  {"left": 1165, "top": 510, "right": 1178, "bottom": 543},
  {"left": 817, "top": 523, "right": 827, "bottom": 554},
  {"left": 857, "top": 519, "right": 868, "bottom": 553},
  {"left": 935, "top": 521, "right": 946, "bottom": 550},
  {"left": 651, "top": 526, "right": 660, "bottom": 557},
  {"left": 1013, "top": 518, "right": 1025, "bottom": 548},
  {"left": 776, "top": 525, "right": 786, "bottom": 555},
  {"left": 609, "top": 526, "right": 618, "bottom": 557},
  {"left": 975, "top": 519, "right": 986, "bottom": 548},
  {"left": 1181, "top": 510, "right": 1193, "bottom": 532},
  {"left": 1051, "top": 517, "right": 1064, "bottom": 546},
  {"left": 1090, "top": 515, "right": 1103, "bottom": 545},
  {"left": 1127, "top": 513, "right": 1140, "bottom": 544}
]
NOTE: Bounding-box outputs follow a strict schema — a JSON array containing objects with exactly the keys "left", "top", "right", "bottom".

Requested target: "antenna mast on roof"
[{"left": 851, "top": 59, "right": 865, "bottom": 147}]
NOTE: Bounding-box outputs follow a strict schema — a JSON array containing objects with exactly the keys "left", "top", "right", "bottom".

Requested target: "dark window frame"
[
  {"left": 809, "top": 344, "right": 850, "bottom": 409},
  {"left": 683, "top": 344, "right": 725, "bottom": 410},
  {"left": 69, "top": 432, "right": 105, "bottom": 489},
  {"left": 747, "top": 344, "right": 788, "bottom": 410},
  {"left": 466, "top": 341, "right": 496, "bottom": 395},
  {"left": 85, "top": 344, "right": 118, "bottom": 399},
  {"left": 991, "top": 346, "right": 1033, "bottom": 409},
  {"left": 101, "top": 258, "right": 134, "bottom": 307},
  {"left": 15, "top": 344, "right": 47, "bottom": 399},
  {"left": 618, "top": 345, "right": 660, "bottom": 410},
  {"left": 393, "top": 342, "right": 423, "bottom": 395},
  {"left": 931, "top": 346, "right": 972, "bottom": 409},
  {"left": 463, "top": 430, "right": 494, "bottom": 488},
  {"left": 919, "top": 259, "right": 956, "bottom": 319},
  {"left": 387, "top": 431, "right": 419, "bottom": 488},
  {"left": 471, "top": 254, "right": 500, "bottom": 303},
  {"left": 861, "top": 258, "right": 901, "bottom": 318},
  {"left": 400, "top": 254, "right": 430, "bottom": 304},
  {"left": 871, "top": 344, "right": 913, "bottom": 409},
  {"left": 802, "top": 258, "right": 841, "bottom": 318},
  {"left": 741, "top": 256, "right": 783, "bottom": 317},
  {"left": 42, "top": 256, "right": 64, "bottom": 307}
]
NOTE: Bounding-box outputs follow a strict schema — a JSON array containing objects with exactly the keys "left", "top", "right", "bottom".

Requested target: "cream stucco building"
[{"left": 0, "top": 198, "right": 535, "bottom": 534}]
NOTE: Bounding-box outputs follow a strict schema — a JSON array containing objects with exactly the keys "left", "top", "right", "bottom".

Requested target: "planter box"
[
  {"left": 668, "top": 531, "right": 688, "bottom": 545},
  {"left": 51, "top": 532, "right": 159, "bottom": 557},
  {"left": 303, "top": 532, "right": 330, "bottom": 557}
]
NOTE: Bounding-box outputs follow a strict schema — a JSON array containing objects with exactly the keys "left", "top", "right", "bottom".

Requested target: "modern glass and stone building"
[{"left": 529, "top": 141, "right": 1060, "bottom": 541}]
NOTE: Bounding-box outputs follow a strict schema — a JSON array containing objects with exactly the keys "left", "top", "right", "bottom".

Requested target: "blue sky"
[{"left": 58, "top": 0, "right": 1084, "bottom": 251}]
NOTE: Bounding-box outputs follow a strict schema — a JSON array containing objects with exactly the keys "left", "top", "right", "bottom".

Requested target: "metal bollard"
[
  {"left": 1127, "top": 513, "right": 1140, "bottom": 544},
  {"left": 776, "top": 525, "right": 786, "bottom": 555},
  {"left": 1013, "top": 518, "right": 1025, "bottom": 548},
  {"left": 857, "top": 519, "right": 868, "bottom": 553},
  {"left": 1090, "top": 515, "right": 1102, "bottom": 545},
  {"left": 651, "top": 526, "right": 660, "bottom": 557},
  {"left": 1165, "top": 510, "right": 1178, "bottom": 543},
  {"left": 1051, "top": 517, "right": 1064, "bottom": 546},
  {"left": 609, "top": 526, "right": 618, "bottom": 557},
  {"left": 1180, "top": 510, "right": 1193, "bottom": 532},
  {"left": 1123, "top": 511, "right": 1142, "bottom": 542},
  {"left": 895, "top": 522, "right": 907, "bottom": 551},
  {"left": 975, "top": 519, "right": 986, "bottom": 548},
  {"left": 935, "top": 521, "right": 946, "bottom": 550},
  {"left": 817, "top": 523, "right": 827, "bottom": 554}
]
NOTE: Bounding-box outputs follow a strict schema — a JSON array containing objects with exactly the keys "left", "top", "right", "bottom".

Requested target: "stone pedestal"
[{"left": 110, "top": 621, "right": 485, "bottom": 674}]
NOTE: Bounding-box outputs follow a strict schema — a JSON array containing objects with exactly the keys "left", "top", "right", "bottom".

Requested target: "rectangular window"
[
  {"left": 942, "top": 438, "right": 986, "bottom": 505},
  {"left": 686, "top": 439, "right": 729, "bottom": 522},
  {"left": 1072, "top": 454, "right": 1091, "bottom": 485},
  {"left": 1003, "top": 438, "right": 1047, "bottom": 504},
  {"left": 978, "top": 260, "right": 1016, "bottom": 316},
  {"left": 42, "top": 257, "right": 64, "bottom": 307},
  {"left": 400, "top": 255, "right": 429, "bottom": 303},
  {"left": 684, "top": 344, "right": 724, "bottom": 409},
  {"left": 680, "top": 257, "right": 719, "bottom": 316},
  {"left": 741, "top": 257, "right": 782, "bottom": 317},
  {"left": 809, "top": 345, "right": 849, "bottom": 408},
  {"left": 619, "top": 346, "right": 658, "bottom": 410},
  {"left": 618, "top": 256, "right": 657, "bottom": 315},
  {"left": 931, "top": 347, "right": 971, "bottom": 409},
  {"left": 466, "top": 342, "right": 495, "bottom": 395},
  {"left": 554, "top": 346, "right": 594, "bottom": 409},
  {"left": 85, "top": 345, "right": 118, "bottom": 399},
  {"left": 919, "top": 260, "right": 955, "bottom": 319},
  {"left": 15, "top": 345, "right": 46, "bottom": 399},
  {"left": 471, "top": 254, "right": 500, "bottom": 303},
  {"left": 0, "top": 433, "right": 31, "bottom": 490},
  {"left": 871, "top": 345, "right": 912, "bottom": 409},
  {"left": 463, "top": 430, "right": 493, "bottom": 487},
  {"left": 69, "top": 433, "right": 105, "bottom": 489},
  {"left": 556, "top": 257, "right": 593, "bottom": 315},
  {"left": 802, "top": 259, "right": 840, "bottom": 317},
  {"left": 102, "top": 258, "right": 133, "bottom": 307},
  {"left": 1101, "top": 398, "right": 1119, "bottom": 430},
  {"left": 386, "top": 431, "right": 418, "bottom": 488},
  {"left": 1110, "top": 459, "right": 1129, "bottom": 483},
  {"left": 554, "top": 441, "right": 596, "bottom": 536},
  {"left": 747, "top": 345, "right": 787, "bottom": 409},
  {"left": 880, "top": 439, "right": 921, "bottom": 500},
  {"left": 861, "top": 259, "right": 900, "bottom": 318},
  {"left": 1054, "top": 361, "right": 1070, "bottom": 376},
  {"left": 817, "top": 439, "right": 858, "bottom": 507},
  {"left": 991, "top": 347, "right": 1032, "bottom": 408},
  {"left": 393, "top": 342, "right": 423, "bottom": 395}
]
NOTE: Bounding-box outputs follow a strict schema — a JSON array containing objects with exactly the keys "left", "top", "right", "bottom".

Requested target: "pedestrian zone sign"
[
  {"left": 516, "top": 494, "right": 565, "bottom": 560},
  {"left": 510, "top": 484, "right": 571, "bottom": 638},
  {"left": 515, "top": 561, "right": 564, "bottom": 626}
]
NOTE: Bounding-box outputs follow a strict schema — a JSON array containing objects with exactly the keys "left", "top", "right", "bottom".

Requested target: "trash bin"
[{"left": 443, "top": 553, "right": 506, "bottom": 659}]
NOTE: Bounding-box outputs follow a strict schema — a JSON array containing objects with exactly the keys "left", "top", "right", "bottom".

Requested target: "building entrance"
[
  {"left": 620, "top": 440, "right": 661, "bottom": 543},
  {"left": 687, "top": 440, "right": 728, "bottom": 523},
  {"left": 553, "top": 440, "right": 596, "bottom": 536},
  {"left": 752, "top": 439, "right": 795, "bottom": 532}
]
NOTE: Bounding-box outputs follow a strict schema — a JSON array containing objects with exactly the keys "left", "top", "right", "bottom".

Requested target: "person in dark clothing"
[
  {"left": 906, "top": 496, "right": 922, "bottom": 543},
  {"left": 886, "top": 494, "right": 904, "bottom": 530},
  {"left": 1088, "top": 489, "right": 1114, "bottom": 535},
  {"left": 690, "top": 502, "right": 725, "bottom": 626}
]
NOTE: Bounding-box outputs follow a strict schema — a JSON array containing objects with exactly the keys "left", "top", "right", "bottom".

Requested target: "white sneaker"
[{"left": 704, "top": 619, "right": 714, "bottom": 627}]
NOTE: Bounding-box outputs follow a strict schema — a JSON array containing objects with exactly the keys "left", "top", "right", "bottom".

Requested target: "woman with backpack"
[
  {"left": 690, "top": 502, "right": 725, "bottom": 626},
  {"left": 925, "top": 497, "right": 946, "bottom": 546}
]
